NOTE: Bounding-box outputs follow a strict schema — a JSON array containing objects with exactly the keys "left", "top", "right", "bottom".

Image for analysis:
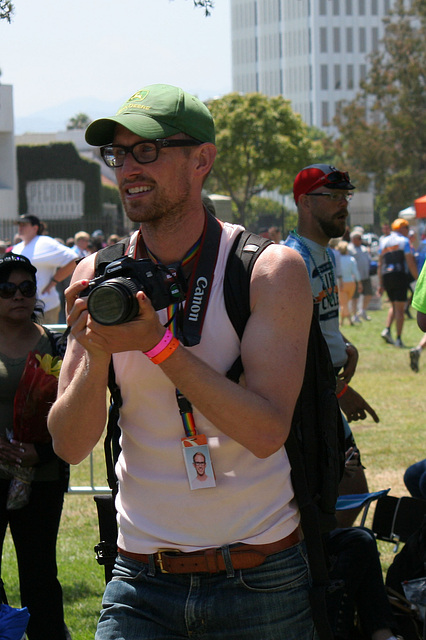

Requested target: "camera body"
[{"left": 80, "top": 256, "right": 184, "bottom": 325}]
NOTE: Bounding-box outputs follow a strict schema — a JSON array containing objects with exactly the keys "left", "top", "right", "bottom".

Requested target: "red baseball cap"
[{"left": 293, "top": 164, "right": 355, "bottom": 204}]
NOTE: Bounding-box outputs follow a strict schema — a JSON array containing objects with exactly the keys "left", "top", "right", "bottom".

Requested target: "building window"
[
  {"left": 333, "top": 28, "right": 341, "bottom": 53},
  {"left": 319, "top": 0, "right": 326, "bottom": 15},
  {"left": 359, "top": 27, "right": 366, "bottom": 53},
  {"left": 347, "top": 64, "right": 354, "bottom": 89},
  {"left": 320, "top": 27, "right": 327, "bottom": 53},
  {"left": 321, "top": 102, "right": 330, "bottom": 127},
  {"left": 372, "top": 27, "right": 379, "bottom": 51},
  {"left": 346, "top": 0, "right": 352, "bottom": 15},
  {"left": 384, "top": 0, "right": 391, "bottom": 13},
  {"left": 359, "top": 0, "right": 365, "bottom": 15},
  {"left": 321, "top": 65, "right": 329, "bottom": 90},
  {"left": 334, "top": 64, "right": 341, "bottom": 89},
  {"left": 333, "top": 0, "right": 339, "bottom": 16},
  {"left": 360, "top": 64, "right": 367, "bottom": 82},
  {"left": 346, "top": 27, "right": 353, "bottom": 53},
  {"left": 372, "top": 0, "right": 378, "bottom": 15}
]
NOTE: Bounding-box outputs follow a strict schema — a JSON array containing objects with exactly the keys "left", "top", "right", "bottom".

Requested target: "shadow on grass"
[{"left": 62, "top": 579, "right": 102, "bottom": 602}]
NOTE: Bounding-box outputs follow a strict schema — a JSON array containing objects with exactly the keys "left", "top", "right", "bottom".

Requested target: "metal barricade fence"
[{"left": 46, "top": 324, "right": 111, "bottom": 495}]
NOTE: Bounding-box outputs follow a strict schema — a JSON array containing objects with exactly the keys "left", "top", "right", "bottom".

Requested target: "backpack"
[
  {"left": 93, "top": 228, "right": 345, "bottom": 640},
  {"left": 386, "top": 512, "right": 426, "bottom": 638}
]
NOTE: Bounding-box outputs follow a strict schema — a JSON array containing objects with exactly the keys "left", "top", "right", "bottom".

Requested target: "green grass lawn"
[{"left": 1, "top": 300, "right": 424, "bottom": 638}]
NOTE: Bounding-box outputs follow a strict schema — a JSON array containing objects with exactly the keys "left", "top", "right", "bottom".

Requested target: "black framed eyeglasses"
[
  {"left": 307, "top": 193, "right": 353, "bottom": 202},
  {"left": 100, "top": 139, "right": 202, "bottom": 168},
  {"left": 0, "top": 280, "right": 37, "bottom": 299}
]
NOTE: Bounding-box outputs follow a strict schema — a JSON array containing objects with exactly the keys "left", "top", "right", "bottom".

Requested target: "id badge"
[{"left": 182, "top": 435, "right": 216, "bottom": 490}]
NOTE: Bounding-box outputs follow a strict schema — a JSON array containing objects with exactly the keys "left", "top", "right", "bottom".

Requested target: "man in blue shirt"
[{"left": 285, "top": 164, "right": 379, "bottom": 526}]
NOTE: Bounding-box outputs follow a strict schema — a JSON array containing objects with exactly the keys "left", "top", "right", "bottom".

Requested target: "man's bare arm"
[{"left": 48, "top": 254, "right": 110, "bottom": 464}]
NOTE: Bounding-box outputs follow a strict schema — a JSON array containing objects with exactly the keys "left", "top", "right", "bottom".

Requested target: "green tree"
[
  {"left": 0, "top": 0, "right": 13, "bottom": 21},
  {"left": 191, "top": 0, "right": 214, "bottom": 15},
  {"left": 206, "top": 92, "right": 317, "bottom": 226},
  {"left": 334, "top": 0, "right": 426, "bottom": 220},
  {"left": 66, "top": 113, "right": 91, "bottom": 130}
]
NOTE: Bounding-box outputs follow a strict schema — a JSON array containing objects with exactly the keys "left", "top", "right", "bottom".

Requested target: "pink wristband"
[{"left": 143, "top": 328, "right": 173, "bottom": 359}]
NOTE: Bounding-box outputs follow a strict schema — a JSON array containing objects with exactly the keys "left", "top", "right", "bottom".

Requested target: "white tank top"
[{"left": 114, "top": 222, "right": 299, "bottom": 554}]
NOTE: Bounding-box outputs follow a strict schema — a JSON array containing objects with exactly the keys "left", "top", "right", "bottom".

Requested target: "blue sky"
[{"left": 0, "top": 0, "right": 232, "bottom": 130}]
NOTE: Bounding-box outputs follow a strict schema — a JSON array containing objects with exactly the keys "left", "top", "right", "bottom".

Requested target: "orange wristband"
[{"left": 150, "top": 337, "right": 180, "bottom": 365}]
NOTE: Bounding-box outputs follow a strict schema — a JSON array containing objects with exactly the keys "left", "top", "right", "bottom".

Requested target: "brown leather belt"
[{"left": 117, "top": 526, "right": 302, "bottom": 574}]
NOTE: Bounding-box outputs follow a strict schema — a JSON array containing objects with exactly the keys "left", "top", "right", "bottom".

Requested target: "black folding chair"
[{"left": 370, "top": 495, "right": 426, "bottom": 552}]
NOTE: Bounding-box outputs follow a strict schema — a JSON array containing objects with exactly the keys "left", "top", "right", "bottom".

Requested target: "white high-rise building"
[{"left": 231, "top": 0, "right": 394, "bottom": 133}]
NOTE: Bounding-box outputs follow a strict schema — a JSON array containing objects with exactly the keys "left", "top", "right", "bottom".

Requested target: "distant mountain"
[{"left": 14, "top": 96, "right": 126, "bottom": 135}]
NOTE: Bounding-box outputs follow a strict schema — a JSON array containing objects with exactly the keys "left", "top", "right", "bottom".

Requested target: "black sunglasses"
[
  {"left": 324, "top": 170, "right": 351, "bottom": 184},
  {"left": 0, "top": 280, "right": 37, "bottom": 299}
]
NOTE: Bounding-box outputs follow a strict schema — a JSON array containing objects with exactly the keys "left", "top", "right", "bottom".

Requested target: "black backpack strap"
[
  {"left": 224, "top": 230, "right": 273, "bottom": 339},
  {"left": 95, "top": 238, "right": 130, "bottom": 275},
  {"left": 286, "top": 389, "right": 335, "bottom": 640},
  {"left": 42, "top": 325, "right": 68, "bottom": 358},
  {"left": 224, "top": 231, "right": 272, "bottom": 382},
  {"left": 104, "top": 361, "right": 122, "bottom": 495}
]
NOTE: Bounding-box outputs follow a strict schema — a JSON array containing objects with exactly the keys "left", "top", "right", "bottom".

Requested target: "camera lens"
[{"left": 87, "top": 278, "right": 140, "bottom": 325}]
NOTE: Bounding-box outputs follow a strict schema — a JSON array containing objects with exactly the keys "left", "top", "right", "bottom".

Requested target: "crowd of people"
[
  {"left": 0, "top": 83, "right": 424, "bottom": 640},
  {"left": 265, "top": 210, "right": 426, "bottom": 373}
]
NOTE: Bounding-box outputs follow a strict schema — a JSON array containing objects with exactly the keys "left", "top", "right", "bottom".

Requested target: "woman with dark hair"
[{"left": 0, "top": 253, "right": 70, "bottom": 639}]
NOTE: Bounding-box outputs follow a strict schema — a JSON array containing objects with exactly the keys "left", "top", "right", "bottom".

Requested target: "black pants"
[
  {"left": 0, "top": 478, "right": 67, "bottom": 640},
  {"left": 325, "top": 527, "right": 397, "bottom": 639}
]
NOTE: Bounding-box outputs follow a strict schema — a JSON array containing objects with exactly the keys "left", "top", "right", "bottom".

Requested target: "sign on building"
[{"left": 26, "top": 179, "right": 85, "bottom": 219}]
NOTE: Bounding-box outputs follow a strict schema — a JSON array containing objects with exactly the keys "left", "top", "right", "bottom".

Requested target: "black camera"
[{"left": 80, "top": 256, "right": 184, "bottom": 325}]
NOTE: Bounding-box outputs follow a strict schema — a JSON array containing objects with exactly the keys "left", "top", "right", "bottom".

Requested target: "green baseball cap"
[{"left": 85, "top": 84, "right": 215, "bottom": 146}]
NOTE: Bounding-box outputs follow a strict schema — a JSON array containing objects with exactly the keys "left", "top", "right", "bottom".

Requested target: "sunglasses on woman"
[{"left": 0, "top": 281, "right": 37, "bottom": 299}]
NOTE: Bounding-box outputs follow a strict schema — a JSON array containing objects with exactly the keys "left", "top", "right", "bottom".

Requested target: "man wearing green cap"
[{"left": 48, "top": 84, "right": 316, "bottom": 639}]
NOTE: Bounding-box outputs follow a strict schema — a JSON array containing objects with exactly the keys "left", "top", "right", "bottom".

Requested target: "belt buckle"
[{"left": 156, "top": 549, "right": 173, "bottom": 573}]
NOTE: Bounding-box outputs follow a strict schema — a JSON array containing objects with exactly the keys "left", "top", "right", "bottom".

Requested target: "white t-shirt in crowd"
[{"left": 13, "top": 235, "right": 76, "bottom": 312}]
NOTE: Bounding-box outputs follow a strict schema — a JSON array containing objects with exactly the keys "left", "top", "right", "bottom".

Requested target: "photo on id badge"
[{"left": 182, "top": 435, "right": 216, "bottom": 490}]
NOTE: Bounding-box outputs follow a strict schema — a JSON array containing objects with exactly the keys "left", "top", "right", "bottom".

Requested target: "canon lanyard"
[
  {"left": 127, "top": 212, "right": 223, "bottom": 348},
  {"left": 128, "top": 212, "right": 223, "bottom": 439}
]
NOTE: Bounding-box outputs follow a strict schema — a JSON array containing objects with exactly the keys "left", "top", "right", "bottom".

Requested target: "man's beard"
[
  {"left": 317, "top": 214, "right": 347, "bottom": 239},
  {"left": 122, "top": 177, "right": 192, "bottom": 227}
]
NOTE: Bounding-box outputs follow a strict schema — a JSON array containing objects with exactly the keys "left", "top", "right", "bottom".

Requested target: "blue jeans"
[{"left": 96, "top": 542, "right": 317, "bottom": 640}]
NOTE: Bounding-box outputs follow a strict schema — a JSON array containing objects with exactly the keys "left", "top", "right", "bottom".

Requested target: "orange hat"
[{"left": 391, "top": 218, "right": 409, "bottom": 232}]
